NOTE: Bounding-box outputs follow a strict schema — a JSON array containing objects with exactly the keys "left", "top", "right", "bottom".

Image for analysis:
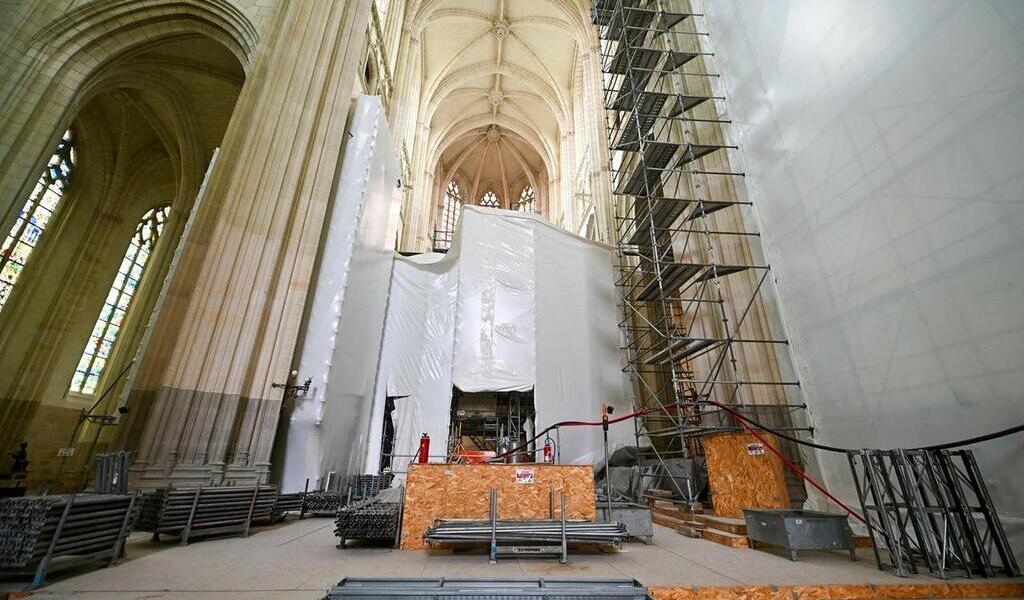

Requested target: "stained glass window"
[
  {"left": 516, "top": 186, "right": 536, "bottom": 213},
  {"left": 0, "top": 130, "right": 75, "bottom": 311},
  {"left": 70, "top": 205, "right": 169, "bottom": 395},
  {"left": 434, "top": 180, "right": 463, "bottom": 251},
  {"left": 479, "top": 191, "right": 500, "bottom": 208}
]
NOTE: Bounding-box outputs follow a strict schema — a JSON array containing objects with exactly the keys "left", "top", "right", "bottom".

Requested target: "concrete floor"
[{"left": 5, "top": 519, "right": 1008, "bottom": 599}]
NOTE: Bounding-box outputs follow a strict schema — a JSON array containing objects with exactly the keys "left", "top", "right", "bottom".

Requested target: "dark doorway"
[
  {"left": 447, "top": 387, "right": 535, "bottom": 462},
  {"left": 378, "top": 395, "right": 402, "bottom": 473}
]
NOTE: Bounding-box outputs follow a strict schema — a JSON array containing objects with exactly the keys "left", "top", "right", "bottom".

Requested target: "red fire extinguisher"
[
  {"left": 417, "top": 433, "right": 430, "bottom": 464},
  {"left": 543, "top": 437, "right": 555, "bottom": 464}
]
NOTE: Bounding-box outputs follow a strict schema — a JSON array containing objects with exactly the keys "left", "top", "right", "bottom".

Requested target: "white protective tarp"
[
  {"left": 364, "top": 207, "right": 631, "bottom": 477},
  {"left": 278, "top": 95, "right": 400, "bottom": 492}
]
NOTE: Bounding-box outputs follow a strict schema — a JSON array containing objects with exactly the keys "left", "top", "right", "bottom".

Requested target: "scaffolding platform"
[
  {"left": 644, "top": 337, "right": 720, "bottom": 365},
  {"left": 635, "top": 263, "right": 748, "bottom": 301},
  {"left": 610, "top": 92, "right": 716, "bottom": 152},
  {"left": 624, "top": 198, "right": 735, "bottom": 246}
]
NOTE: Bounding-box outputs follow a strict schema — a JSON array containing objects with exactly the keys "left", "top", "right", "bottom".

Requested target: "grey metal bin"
[{"left": 743, "top": 509, "right": 855, "bottom": 561}]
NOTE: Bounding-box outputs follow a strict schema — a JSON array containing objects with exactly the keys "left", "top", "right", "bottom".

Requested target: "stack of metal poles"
[
  {"left": 425, "top": 520, "right": 627, "bottom": 545},
  {"left": 93, "top": 451, "right": 131, "bottom": 494},
  {"left": 134, "top": 485, "right": 277, "bottom": 543},
  {"left": 335, "top": 487, "right": 403, "bottom": 547},
  {"left": 302, "top": 491, "right": 347, "bottom": 516},
  {"left": 250, "top": 486, "right": 278, "bottom": 526},
  {"left": 275, "top": 492, "right": 305, "bottom": 520},
  {"left": 347, "top": 474, "right": 394, "bottom": 503},
  {"left": 324, "top": 577, "right": 653, "bottom": 599},
  {"left": 425, "top": 489, "right": 625, "bottom": 563},
  {"left": 0, "top": 493, "right": 136, "bottom": 587}
]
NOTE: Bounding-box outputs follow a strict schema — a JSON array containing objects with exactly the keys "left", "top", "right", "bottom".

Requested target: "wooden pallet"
[
  {"left": 700, "top": 527, "right": 750, "bottom": 549},
  {"left": 647, "top": 497, "right": 754, "bottom": 549},
  {"left": 691, "top": 514, "right": 746, "bottom": 536}
]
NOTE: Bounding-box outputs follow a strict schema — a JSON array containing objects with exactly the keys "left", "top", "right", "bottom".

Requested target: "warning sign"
[
  {"left": 746, "top": 443, "right": 765, "bottom": 456},
  {"left": 514, "top": 468, "right": 535, "bottom": 484}
]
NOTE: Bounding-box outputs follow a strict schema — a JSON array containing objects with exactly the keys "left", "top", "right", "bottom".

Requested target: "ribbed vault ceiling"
[{"left": 411, "top": 0, "right": 589, "bottom": 207}]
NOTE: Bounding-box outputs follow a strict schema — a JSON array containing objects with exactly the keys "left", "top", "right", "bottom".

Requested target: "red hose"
[
  {"left": 490, "top": 400, "right": 882, "bottom": 533},
  {"left": 732, "top": 416, "right": 867, "bottom": 524}
]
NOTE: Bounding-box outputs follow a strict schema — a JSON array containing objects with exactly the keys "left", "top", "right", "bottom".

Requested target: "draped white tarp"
[
  {"left": 363, "top": 207, "right": 632, "bottom": 478},
  {"left": 277, "top": 95, "right": 400, "bottom": 492},
  {"left": 277, "top": 102, "right": 630, "bottom": 492}
]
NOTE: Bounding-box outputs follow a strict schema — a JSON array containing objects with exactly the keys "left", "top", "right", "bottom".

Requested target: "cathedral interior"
[{"left": 0, "top": 1, "right": 1022, "bottom": 598}]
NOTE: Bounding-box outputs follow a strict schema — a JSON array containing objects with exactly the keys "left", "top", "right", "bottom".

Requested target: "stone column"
[
  {"left": 582, "top": 43, "right": 615, "bottom": 243},
  {"left": 557, "top": 129, "right": 575, "bottom": 226},
  {"left": 408, "top": 121, "right": 433, "bottom": 251},
  {"left": 132, "top": 0, "right": 371, "bottom": 487},
  {"left": 389, "top": 27, "right": 423, "bottom": 251}
]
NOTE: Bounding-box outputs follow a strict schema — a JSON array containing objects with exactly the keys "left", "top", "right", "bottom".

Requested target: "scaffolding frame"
[
  {"left": 848, "top": 448, "right": 1020, "bottom": 578},
  {"left": 592, "top": 0, "right": 810, "bottom": 502}
]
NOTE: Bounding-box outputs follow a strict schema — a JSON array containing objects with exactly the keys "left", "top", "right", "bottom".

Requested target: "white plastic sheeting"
[
  {"left": 703, "top": 0, "right": 1024, "bottom": 554},
  {"left": 364, "top": 208, "right": 631, "bottom": 477},
  {"left": 452, "top": 210, "right": 536, "bottom": 392},
  {"left": 278, "top": 96, "right": 400, "bottom": 492}
]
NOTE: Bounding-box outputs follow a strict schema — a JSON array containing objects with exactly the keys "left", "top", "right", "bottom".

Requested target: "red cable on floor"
[
  {"left": 732, "top": 417, "right": 867, "bottom": 524},
  {"left": 492, "top": 400, "right": 880, "bottom": 532}
]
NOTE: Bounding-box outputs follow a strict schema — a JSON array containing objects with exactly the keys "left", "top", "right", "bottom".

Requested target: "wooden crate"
[
  {"left": 702, "top": 432, "right": 790, "bottom": 518},
  {"left": 399, "top": 463, "right": 597, "bottom": 549}
]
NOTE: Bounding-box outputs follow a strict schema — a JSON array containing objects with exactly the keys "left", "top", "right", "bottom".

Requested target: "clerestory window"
[
  {"left": 70, "top": 205, "right": 169, "bottom": 395},
  {"left": 0, "top": 130, "right": 75, "bottom": 311}
]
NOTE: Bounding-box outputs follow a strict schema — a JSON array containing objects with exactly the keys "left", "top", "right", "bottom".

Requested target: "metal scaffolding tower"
[{"left": 592, "top": 0, "right": 810, "bottom": 502}]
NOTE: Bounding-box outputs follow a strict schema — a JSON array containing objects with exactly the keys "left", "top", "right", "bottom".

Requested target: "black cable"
[
  {"left": 921, "top": 423, "right": 1024, "bottom": 451},
  {"left": 695, "top": 401, "right": 850, "bottom": 453},
  {"left": 698, "top": 400, "right": 1024, "bottom": 454},
  {"left": 488, "top": 399, "right": 1024, "bottom": 462}
]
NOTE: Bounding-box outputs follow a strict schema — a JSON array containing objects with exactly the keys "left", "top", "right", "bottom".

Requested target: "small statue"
[{"left": 10, "top": 442, "right": 29, "bottom": 474}]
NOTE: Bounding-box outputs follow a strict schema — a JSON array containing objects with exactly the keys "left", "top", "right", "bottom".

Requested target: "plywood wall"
[
  {"left": 703, "top": 432, "right": 789, "bottom": 518},
  {"left": 399, "top": 463, "right": 596, "bottom": 549}
]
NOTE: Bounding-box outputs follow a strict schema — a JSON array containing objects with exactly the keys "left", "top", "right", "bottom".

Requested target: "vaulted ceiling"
[
  {"left": 439, "top": 125, "right": 543, "bottom": 208},
  {"left": 409, "top": 0, "right": 592, "bottom": 213}
]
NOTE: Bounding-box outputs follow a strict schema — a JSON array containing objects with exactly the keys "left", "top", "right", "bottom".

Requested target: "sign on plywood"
[
  {"left": 514, "top": 468, "right": 535, "bottom": 484},
  {"left": 746, "top": 443, "right": 766, "bottom": 456}
]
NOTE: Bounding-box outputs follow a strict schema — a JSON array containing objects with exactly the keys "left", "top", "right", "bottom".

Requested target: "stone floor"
[{"left": 4, "top": 519, "right": 1017, "bottom": 599}]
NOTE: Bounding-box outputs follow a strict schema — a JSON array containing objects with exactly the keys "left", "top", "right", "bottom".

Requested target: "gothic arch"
[{"left": 0, "top": 0, "right": 257, "bottom": 237}]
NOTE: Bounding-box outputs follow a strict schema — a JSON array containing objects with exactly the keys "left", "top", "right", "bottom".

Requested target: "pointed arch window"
[
  {"left": 0, "top": 130, "right": 75, "bottom": 312},
  {"left": 516, "top": 186, "right": 536, "bottom": 213},
  {"left": 435, "top": 180, "right": 463, "bottom": 251},
  {"left": 479, "top": 191, "right": 500, "bottom": 208},
  {"left": 70, "top": 205, "right": 169, "bottom": 395}
]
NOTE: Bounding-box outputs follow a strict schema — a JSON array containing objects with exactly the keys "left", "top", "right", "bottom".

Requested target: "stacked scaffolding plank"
[
  {"left": 302, "top": 491, "right": 347, "bottom": 517},
  {"left": 592, "top": 0, "right": 808, "bottom": 501},
  {"left": 275, "top": 492, "right": 305, "bottom": 519},
  {"left": 0, "top": 493, "right": 136, "bottom": 588},
  {"left": 335, "top": 486, "right": 404, "bottom": 548},
  {"left": 324, "top": 578, "right": 652, "bottom": 599},
  {"left": 134, "top": 485, "right": 276, "bottom": 544},
  {"left": 302, "top": 473, "right": 394, "bottom": 518}
]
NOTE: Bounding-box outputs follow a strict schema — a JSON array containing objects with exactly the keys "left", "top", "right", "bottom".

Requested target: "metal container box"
[
  {"left": 743, "top": 509, "right": 855, "bottom": 561},
  {"left": 326, "top": 577, "right": 652, "bottom": 598},
  {"left": 597, "top": 502, "right": 653, "bottom": 544}
]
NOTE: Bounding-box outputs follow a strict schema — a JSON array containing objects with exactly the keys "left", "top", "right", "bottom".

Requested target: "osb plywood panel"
[
  {"left": 703, "top": 432, "right": 789, "bottom": 518},
  {"left": 648, "top": 582, "right": 1024, "bottom": 599},
  {"left": 400, "top": 463, "right": 596, "bottom": 549}
]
